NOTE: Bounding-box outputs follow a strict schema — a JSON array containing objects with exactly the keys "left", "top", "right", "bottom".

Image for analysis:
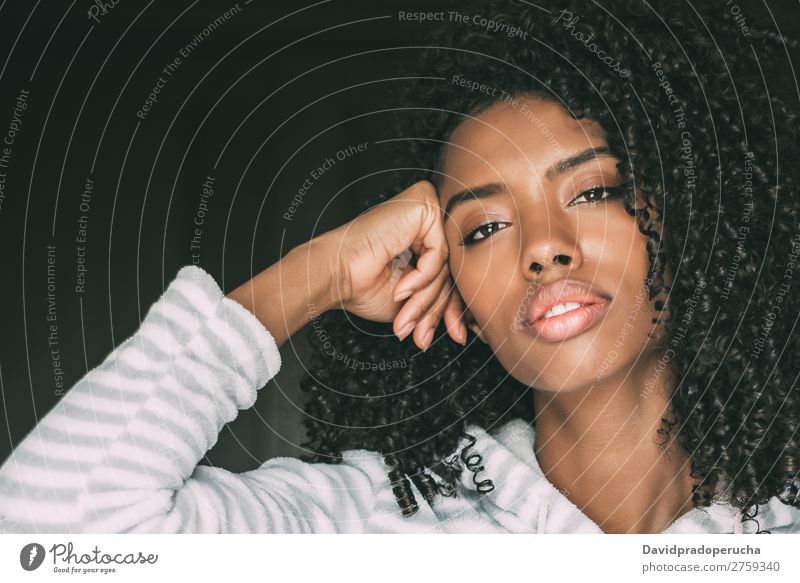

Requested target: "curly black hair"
[{"left": 297, "top": 0, "right": 800, "bottom": 533}]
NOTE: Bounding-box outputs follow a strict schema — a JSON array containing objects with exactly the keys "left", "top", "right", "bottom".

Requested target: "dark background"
[{"left": 0, "top": 0, "right": 798, "bottom": 472}]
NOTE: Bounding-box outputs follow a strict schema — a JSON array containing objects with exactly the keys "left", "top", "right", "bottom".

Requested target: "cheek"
[
  {"left": 586, "top": 213, "right": 654, "bottom": 318},
  {"left": 626, "top": 228, "right": 652, "bottom": 280},
  {"left": 450, "top": 253, "right": 485, "bottom": 307},
  {"left": 449, "top": 249, "right": 515, "bottom": 323},
  {"left": 590, "top": 211, "right": 650, "bottom": 277},
  {"left": 604, "top": 220, "right": 660, "bottom": 340}
]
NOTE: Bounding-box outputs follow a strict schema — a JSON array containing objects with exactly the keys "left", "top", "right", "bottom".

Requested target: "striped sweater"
[{"left": 1, "top": 265, "right": 798, "bottom": 534}]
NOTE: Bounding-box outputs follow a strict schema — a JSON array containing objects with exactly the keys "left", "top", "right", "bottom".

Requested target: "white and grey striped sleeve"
[{"left": 0, "top": 265, "right": 382, "bottom": 534}]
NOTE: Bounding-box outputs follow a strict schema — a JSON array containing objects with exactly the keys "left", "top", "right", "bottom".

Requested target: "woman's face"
[{"left": 439, "top": 95, "right": 662, "bottom": 392}]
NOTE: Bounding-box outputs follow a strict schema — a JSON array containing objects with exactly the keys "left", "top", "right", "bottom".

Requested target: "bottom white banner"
[{"left": 1, "top": 534, "right": 798, "bottom": 582}]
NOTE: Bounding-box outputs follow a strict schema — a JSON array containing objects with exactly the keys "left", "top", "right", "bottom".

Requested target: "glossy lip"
[{"left": 522, "top": 279, "right": 612, "bottom": 342}]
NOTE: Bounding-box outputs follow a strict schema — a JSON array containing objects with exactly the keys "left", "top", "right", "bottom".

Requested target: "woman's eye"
[
  {"left": 460, "top": 221, "right": 510, "bottom": 246},
  {"left": 569, "top": 186, "right": 623, "bottom": 206}
]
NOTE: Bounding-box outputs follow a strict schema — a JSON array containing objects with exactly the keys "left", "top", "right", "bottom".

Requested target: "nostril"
[
  {"left": 554, "top": 254, "right": 571, "bottom": 265},
  {"left": 531, "top": 262, "right": 544, "bottom": 273}
]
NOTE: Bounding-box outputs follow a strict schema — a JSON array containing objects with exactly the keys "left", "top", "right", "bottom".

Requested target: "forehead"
[{"left": 439, "top": 96, "right": 609, "bottom": 191}]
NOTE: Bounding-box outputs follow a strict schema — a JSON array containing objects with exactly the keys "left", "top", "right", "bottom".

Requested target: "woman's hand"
[{"left": 323, "top": 180, "right": 467, "bottom": 351}]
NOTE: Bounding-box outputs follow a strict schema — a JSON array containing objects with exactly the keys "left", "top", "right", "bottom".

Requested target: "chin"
[
  {"left": 494, "top": 349, "right": 598, "bottom": 393},
  {"left": 488, "top": 315, "right": 634, "bottom": 389},
  {"left": 530, "top": 372, "right": 601, "bottom": 394}
]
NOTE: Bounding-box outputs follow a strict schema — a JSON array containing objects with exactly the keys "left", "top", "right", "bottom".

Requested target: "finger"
[
  {"left": 412, "top": 282, "right": 452, "bottom": 351},
  {"left": 393, "top": 267, "right": 448, "bottom": 339},
  {"left": 392, "top": 218, "right": 448, "bottom": 301},
  {"left": 393, "top": 243, "right": 447, "bottom": 301},
  {"left": 416, "top": 277, "right": 463, "bottom": 347},
  {"left": 442, "top": 287, "right": 467, "bottom": 345},
  {"left": 389, "top": 249, "right": 416, "bottom": 297}
]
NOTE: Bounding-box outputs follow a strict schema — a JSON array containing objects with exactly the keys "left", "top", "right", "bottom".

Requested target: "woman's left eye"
[{"left": 569, "top": 186, "right": 623, "bottom": 206}]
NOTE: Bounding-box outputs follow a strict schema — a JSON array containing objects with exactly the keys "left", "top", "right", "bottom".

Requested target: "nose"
[{"left": 520, "top": 209, "right": 583, "bottom": 280}]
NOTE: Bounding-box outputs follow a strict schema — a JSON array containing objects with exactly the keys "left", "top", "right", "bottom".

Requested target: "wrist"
[
  {"left": 289, "top": 231, "right": 347, "bottom": 315},
  {"left": 226, "top": 235, "right": 342, "bottom": 348}
]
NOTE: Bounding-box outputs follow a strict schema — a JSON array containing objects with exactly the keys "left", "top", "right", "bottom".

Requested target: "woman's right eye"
[{"left": 460, "top": 221, "right": 511, "bottom": 246}]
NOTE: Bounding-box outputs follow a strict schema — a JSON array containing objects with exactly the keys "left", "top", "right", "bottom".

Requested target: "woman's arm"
[
  {"left": 0, "top": 180, "right": 461, "bottom": 533},
  {"left": 226, "top": 230, "right": 342, "bottom": 348},
  {"left": 0, "top": 241, "right": 378, "bottom": 533}
]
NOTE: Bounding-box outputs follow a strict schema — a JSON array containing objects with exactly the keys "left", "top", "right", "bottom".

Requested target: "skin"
[
  {"left": 228, "top": 179, "right": 465, "bottom": 351},
  {"left": 436, "top": 94, "right": 694, "bottom": 533},
  {"left": 227, "top": 94, "right": 694, "bottom": 534}
]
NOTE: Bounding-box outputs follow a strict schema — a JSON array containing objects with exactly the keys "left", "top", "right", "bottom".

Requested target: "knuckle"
[
  {"left": 419, "top": 293, "right": 446, "bottom": 320},
  {"left": 412, "top": 179, "right": 437, "bottom": 199},
  {"left": 422, "top": 307, "right": 444, "bottom": 325},
  {"left": 408, "top": 293, "right": 434, "bottom": 314},
  {"left": 438, "top": 291, "right": 452, "bottom": 311},
  {"left": 399, "top": 179, "right": 435, "bottom": 203},
  {"left": 405, "top": 298, "right": 425, "bottom": 315}
]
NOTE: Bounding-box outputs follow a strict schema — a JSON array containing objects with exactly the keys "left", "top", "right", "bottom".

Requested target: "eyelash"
[{"left": 459, "top": 186, "right": 625, "bottom": 247}]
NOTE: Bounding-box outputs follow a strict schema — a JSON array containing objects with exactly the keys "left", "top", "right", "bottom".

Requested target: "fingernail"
[
  {"left": 394, "top": 289, "right": 412, "bottom": 302},
  {"left": 458, "top": 323, "right": 467, "bottom": 345},
  {"left": 397, "top": 320, "right": 416, "bottom": 341},
  {"left": 421, "top": 328, "right": 434, "bottom": 351}
]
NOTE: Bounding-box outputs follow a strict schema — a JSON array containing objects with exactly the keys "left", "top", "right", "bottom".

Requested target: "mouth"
[
  {"left": 521, "top": 279, "right": 612, "bottom": 342},
  {"left": 527, "top": 300, "right": 610, "bottom": 342}
]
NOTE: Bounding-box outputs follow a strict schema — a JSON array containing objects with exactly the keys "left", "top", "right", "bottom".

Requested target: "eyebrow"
[{"left": 442, "top": 146, "right": 615, "bottom": 221}]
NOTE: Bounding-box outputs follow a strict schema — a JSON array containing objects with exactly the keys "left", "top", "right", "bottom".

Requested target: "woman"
[{"left": 1, "top": 0, "right": 799, "bottom": 534}]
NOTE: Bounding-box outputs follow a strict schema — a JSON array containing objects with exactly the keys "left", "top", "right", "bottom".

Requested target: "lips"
[{"left": 523, "top": 279, "right": 611, "bottom": 342}]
